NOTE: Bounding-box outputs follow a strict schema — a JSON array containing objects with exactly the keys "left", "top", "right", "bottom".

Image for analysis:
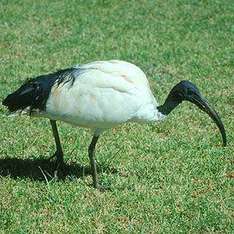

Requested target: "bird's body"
[
  {"left": 2, "top": 59, "right": 226, "bottom": 188},
  {"left": 22, "top": 60, "right": 165, "bottom": 130},
  {"left": 45, "top": 60, "right": 163, "bottom": 130}
]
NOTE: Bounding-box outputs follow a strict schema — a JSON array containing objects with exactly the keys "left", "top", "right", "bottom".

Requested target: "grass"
[{"left": 0, "top": 0, "right": 233, "bottom": 233}]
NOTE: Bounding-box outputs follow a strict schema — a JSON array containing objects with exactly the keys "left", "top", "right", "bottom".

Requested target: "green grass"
[{"left": 0, "top": 0, "right": 233, "bottom": 233}]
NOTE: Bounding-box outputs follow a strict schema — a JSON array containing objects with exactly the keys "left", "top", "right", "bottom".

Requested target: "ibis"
[{"left": 2, "top": 60, "right": 227, "bottom": 188}]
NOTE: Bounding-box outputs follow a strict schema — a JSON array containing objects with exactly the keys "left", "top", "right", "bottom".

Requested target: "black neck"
[{"left": 157, "top": 95, "right": 182, "bottom": 115}]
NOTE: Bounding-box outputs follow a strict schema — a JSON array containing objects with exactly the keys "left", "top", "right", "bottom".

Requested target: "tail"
[
  {"left": 2, "top": 67, "right": 77, "bottom": 113},
  {"left": 2, "top": 80, "right": 44, "bottom": 113}
]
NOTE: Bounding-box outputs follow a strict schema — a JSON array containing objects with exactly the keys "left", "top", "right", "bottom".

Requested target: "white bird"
[{"left": 2, "top": 60, "right": 226, "bottom": 188}]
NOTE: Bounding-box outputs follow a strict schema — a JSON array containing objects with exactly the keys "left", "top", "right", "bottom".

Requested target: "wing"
[{"left": 2, "top": 67, "right": 79, "bottom": 113}]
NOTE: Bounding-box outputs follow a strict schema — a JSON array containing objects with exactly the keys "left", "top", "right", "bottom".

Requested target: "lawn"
[{"left": 0, "top": 0, "right": 233, "bottom": 233}]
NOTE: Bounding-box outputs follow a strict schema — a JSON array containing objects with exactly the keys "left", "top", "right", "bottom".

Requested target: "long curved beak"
[{"left": 189, "top": 94, "right": 227, "bottom": 146}]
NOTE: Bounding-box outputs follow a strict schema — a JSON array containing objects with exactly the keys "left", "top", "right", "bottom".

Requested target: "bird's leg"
[
  {"left": 49, "top": 120, "right": 64, "bottom": 175},
  {"left": 88, "top": 135, "right": 99, "bottom": 188}
]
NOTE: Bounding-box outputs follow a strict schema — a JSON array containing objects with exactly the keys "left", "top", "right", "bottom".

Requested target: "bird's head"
[
  {"left": 158, "top": 80, "right": 227, "bottom": 146},
  {"left": 167, "top": 80, "right": 202, "bottom": 103}
]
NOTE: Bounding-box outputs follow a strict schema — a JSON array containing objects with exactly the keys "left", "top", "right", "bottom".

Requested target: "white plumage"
[
  {"left": 43, "top": 60, "right": 165, "bottom": 132},
  {"left": 2, "top": 59, "right": 226, "bottom": 188}
]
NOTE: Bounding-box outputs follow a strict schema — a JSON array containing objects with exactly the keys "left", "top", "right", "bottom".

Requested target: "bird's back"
[{"left": 77, "top": 60, "right": 149, "bottom": 87}]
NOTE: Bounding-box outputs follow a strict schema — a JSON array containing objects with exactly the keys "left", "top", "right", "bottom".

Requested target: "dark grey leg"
[
  {"left": 50, "top": 120, "right": 64, "bottom": 170},
  {"left": 88, "top": 135, "right": 99, "bottom": 188}
]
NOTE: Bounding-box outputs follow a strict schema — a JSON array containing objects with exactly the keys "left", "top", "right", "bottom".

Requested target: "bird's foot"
[
  {"left": 48, "top": 150, "right": 64, "bottom": 163},
  {"left": 54, "top": 159, "right": 65, "bottom": 180},
  {"left": 47, "top": 151, "right": 59, "bottom": 161},
  {"left": 48, "top": 150, "right": 65, "bottom": 180}
]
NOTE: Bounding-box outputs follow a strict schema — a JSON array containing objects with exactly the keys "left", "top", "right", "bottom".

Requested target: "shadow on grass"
[{"left": 0, "top": 157, "right": 118, "bottom": 182}]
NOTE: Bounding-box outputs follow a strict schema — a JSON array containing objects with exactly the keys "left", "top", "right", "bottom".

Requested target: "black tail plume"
[
  {"left": 2, "top": 81, "right": 44, "bottom": 112},
  {"left": 2, "top": 67, "right": 78, "bottom": 113}
]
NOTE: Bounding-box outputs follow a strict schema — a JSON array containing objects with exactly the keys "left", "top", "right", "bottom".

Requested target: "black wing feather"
[{"left": 2, "top": 67, "right": 78, "bottom": 112}]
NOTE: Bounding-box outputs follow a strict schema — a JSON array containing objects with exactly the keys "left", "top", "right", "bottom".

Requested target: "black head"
[
  {"left": 158, "top": 80, "right": 227, "bottom": 146},
  {"left": 167, "top": 80, "right": 202, "bottom": 103}
]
